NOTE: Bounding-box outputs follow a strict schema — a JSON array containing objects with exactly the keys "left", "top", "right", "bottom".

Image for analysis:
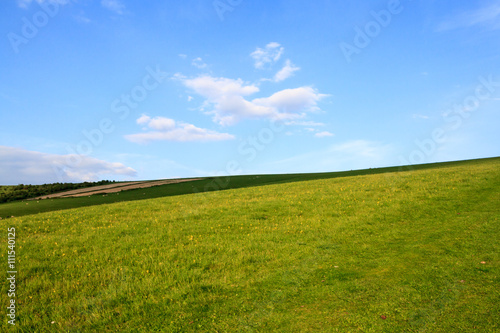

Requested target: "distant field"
[
  {"left": 1, "top": 157, "right": 498, "bottom": 219},
  {"left": 0, "top": 180, "right": 115, "bottom": 204},
  {"left": 0, "top": 157, "right": 498, "bottom": 331},
  {"left": 36, "top": 179, "right": 202, "bottom": 199}
]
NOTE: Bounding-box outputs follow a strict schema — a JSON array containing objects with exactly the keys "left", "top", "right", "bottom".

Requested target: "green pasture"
[
  {"left": 0, "top": 157, "right": 499, "bottom": 331},
  {"left": 1, "top": 157, "right": 497, "bottom": 219}
]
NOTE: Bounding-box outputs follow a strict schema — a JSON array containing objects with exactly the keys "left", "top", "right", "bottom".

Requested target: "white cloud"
[
  {"left": 251, "top": 87, "right": 328, "bottom": 124},
  {"left": 0, "top": 146, "right": 137, "bottom": 185},
  {"left": 315, "top": 131, "right": 334, "bottom": 138},
  {"left": 273, "top": 60, "right": 300, "bottom": 82},
  {"left": 253, "top": 87, "right": 326, "bottom": 114},
  {"left": 101, "top": 0, "right": 125, "bottom": 15},
  {"left": 183, "top": 75, "right": 259, "bottom": 98},
  {"left": 136, "top": 114, "right": 151, "bottom": 125},
  {"left": 125, "top": 115, "right": 235, "bottom": 143},
  {"left": 178, "top": 54, "right": 187, "bottom": 59},
  {"left": 251, "top": 42, "right": 284, "bottom": 69},
  {"left": 181, "top": 75, "right": 269, "bottom": 125},
  {"left": 437, "top": 2, "right": 500, "bottom": 31},
  {"left": 192, "top": 57, "right": 208, "bottom": 69},
  {"left": 180, "top": 75, "right": 327, "bottom": 126},
  {"left": 175, "top": 44, "right": 327, "bottom": 126},
  {"left": 145, "top": 116, "right": 176, "bottom": 131}
]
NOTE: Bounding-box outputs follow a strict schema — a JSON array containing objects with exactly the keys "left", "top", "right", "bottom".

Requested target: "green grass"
[
  {"left": 1, "top": 157, "right": 498, "bottom": 219},
  {"left": 1, "top": 158, "right": 499, "bottom": 331}
]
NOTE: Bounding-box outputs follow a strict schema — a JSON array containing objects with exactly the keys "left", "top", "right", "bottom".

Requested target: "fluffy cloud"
[
  {"left": 273, "top": 60, "right": 300, "bottom": 82},
  {"left": 191, "top": 57, "right": 208, "bottom": 69},
  {"left": 181, "top": 76, "right": 270, "bottom": 125},
  {"left": 0, "top": 146, "right": 137, "bottom": 185},
  {"left": 250, "top": 42, "right": 284, "bottom": 69},
  {"left": 177, "top": 42, "right": 326, "bottom": 126},
  {"left": 181, "top": 75, "right": 327, "bottom": 125},
  {"left": 183, "top": 76, "right": 259, "bottom": 99},
  {"left": 252, "top": 87, "right": 325, "bottom": 114},
  {"left": 125, "top": 115, "right": 235, "bottom": 143}
]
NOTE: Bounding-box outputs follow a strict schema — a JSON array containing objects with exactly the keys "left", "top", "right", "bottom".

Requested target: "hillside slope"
[
  {"left": 1, "top": 157, "right": 498, "bottom": 218},
  {"left": 0, "top": 157, "right": 498, "bottom": 331}
]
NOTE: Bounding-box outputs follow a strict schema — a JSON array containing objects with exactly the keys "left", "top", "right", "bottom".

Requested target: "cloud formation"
[
  {"left": 192, "top": 57, "right": 208, "bottom": 69},
  {"left": 0, "top": 146, "right": 137, "bottom": 185},
  {"left": 252, "top": 87, "right": 324, "bottom": 114},
  {"left": 125, "top": 115, "right": 235, "bottom": 143},
  {"left": 250, "top": 42, "right": 284, "bottom": 69},
  {"left": 181, "top": 75, "right": 326, "bottom": 125},
  {"left": 273, "top": 60, "right": 300, "bottom": 82},
  {"left": 176, "top": 42, "right": 326, "bottom": 128}
]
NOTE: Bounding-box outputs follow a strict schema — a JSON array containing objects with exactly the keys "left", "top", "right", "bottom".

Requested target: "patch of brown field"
[
  {"left": 36, "top": 179, "right": 202, "bottom": 199},
  {"left": 34, "top": 182, "right": 144, "bottom": 199}
]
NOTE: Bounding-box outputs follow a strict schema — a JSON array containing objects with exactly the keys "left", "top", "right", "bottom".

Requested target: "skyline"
[{"left": 1, "top": 0, "right": 499, "bottom": 185}]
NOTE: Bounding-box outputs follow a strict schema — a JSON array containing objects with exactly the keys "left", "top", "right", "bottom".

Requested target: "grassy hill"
[
  {"left": 1, "top": 157, "right": 498, "bottom": 219},
  {"left": 0, "top": 157, "right": 499, "bottom": 331}
]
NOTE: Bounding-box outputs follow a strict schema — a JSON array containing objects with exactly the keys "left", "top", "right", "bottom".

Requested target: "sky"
[{"left": 0, "top": 0, "right": 499, "bottom": 185}]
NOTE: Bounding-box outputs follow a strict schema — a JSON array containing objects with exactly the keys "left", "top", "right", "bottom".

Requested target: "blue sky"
[{"left": 1, "top": 0, "right": 499, "bottom": 185}]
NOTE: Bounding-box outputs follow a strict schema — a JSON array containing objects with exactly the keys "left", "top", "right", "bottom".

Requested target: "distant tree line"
[{"left": 0, "top": 180, "right": 115, "bottom": 203}]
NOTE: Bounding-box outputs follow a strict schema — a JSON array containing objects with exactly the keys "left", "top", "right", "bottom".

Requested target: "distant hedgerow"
[{"left": 0, "top": 180, "right": 115, "bottom": 203}]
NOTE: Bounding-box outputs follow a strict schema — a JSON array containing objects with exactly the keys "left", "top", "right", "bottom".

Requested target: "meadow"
[
  {"left": 0, "top": 158, "right": 499, "bottom": 332},
  {"left": 0, "top": 158, "right": 494, "bottom": 219}
]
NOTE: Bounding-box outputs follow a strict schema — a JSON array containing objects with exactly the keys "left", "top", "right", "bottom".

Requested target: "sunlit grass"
[
  {"left": 1, "top": 159, "right": 499, "bottom": 331},
  {"left": 2, "top": 157, "right": 495, "bottom": 219}
]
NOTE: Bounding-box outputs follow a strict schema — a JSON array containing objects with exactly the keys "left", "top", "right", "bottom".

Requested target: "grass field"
[
  {"left": 0, "top": 158, "right": 499, "bottom": 331},
  {"left": 1, "top": 157, "right": 497, "bottom": 219}
]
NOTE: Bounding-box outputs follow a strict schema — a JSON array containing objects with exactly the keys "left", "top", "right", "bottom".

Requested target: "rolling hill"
[{"left": 0, "top": 157, "right": 498, "bottom": 331}]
